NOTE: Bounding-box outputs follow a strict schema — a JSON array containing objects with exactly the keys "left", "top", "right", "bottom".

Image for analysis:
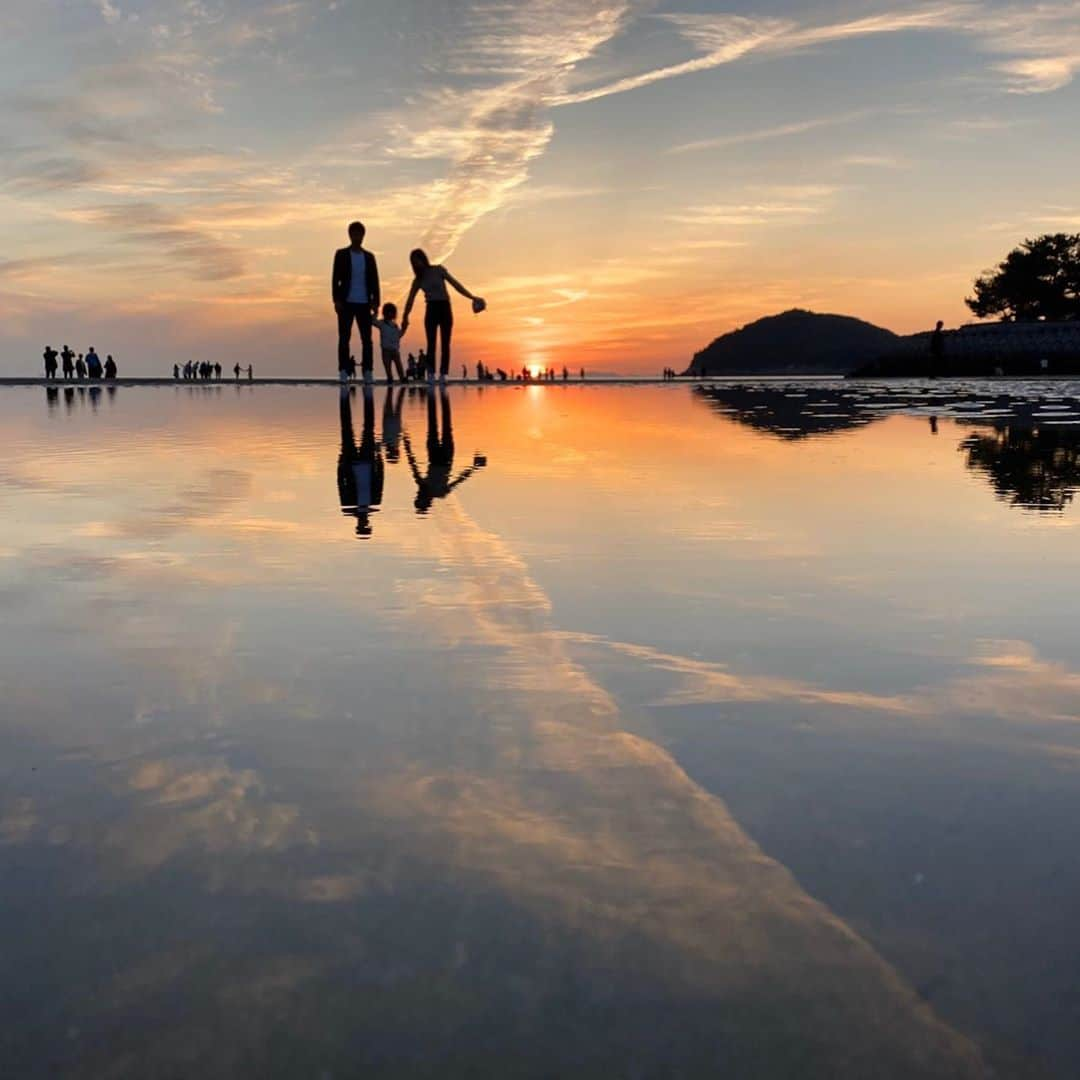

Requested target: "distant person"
[
  {"left": 580, "top": 367, "right": 585, "bottom": 380},
  {"left": 61, "top": 346, "right": 74, "bottom": 379},
  {"left": 476, "top": 361, "right": 484, "bottom": 381},
  {"left": 417, "top": 349, "right": 428, "bottom": 381},
  {"left": 332, "top": 220, "right": 380, "bottom": 384},
  {"left": 406, "top": 352, "right": 417, "bottom": 381},
  {"left": 214, "top": 362, "right": 222, "bottom": 380},
  {"left": 233, "top": 363, "right": 241, "bottom": 381},
  {"left": 373, "top": 302, "right": 406, "bottom": 383},
  {"left": 247, "top": 364, "right": 253, "bottom": 381},
  {"left": 401, "top": 248, "right": 485, "bottom": 385},
  {"left": 104, "top": 354, "right": 117, "bottom": 379},
  {"left": 85, "top": 348, "right": 102, "bottom": 379},
  {"left": 173, "top": 363, "right": 180, "bottom": 381},
  {"left": 76, "top": 353, "right": 86, "bottom": 379},
  {"left": 402, "top": 389, "right": 485, "bottom": 513},
  {"left": 930, "top": 320, "right": 945, "bottom": 376},
  {"left": 337, "top": 385, "right": 384, "bottom": 538},
  {"left": 43, "top": 346, "right": 58, "bottom": 379}
]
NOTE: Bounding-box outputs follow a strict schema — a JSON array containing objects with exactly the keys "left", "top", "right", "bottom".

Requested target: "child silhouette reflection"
[
  {"left": 337, "top": 386, "right": 384, "bottom": 538},
  {"left": 403, "top": 389, "right": 486, "bottom": 514},
  {"left": 381, "top": 386, "right": 405, "bottom": 465}
]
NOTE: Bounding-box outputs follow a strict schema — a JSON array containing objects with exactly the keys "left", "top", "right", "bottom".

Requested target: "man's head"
[
  {"left": 936, "top": 320, "right": 944, "bottom": 330},
  {"left": 348, "top": 221, "right": 366, "bottom": 246}
]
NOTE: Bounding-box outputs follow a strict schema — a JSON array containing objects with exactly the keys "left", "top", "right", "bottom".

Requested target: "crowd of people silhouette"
[
  {"left": 42, "top": 345, "right": 116, "bottom": 381},
  {"left": 173, "top": 361, "right": 253, "bottom": 382}
]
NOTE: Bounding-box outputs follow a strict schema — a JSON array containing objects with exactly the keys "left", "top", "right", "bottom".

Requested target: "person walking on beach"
[
  {"left": 61, "top": 346, "right": 74, "bottom": 379},
  {"left": 43, "top": 346, "right": 58, "bottom": 379},
  {"left": 929, "top": 320, "right": 945, "bottom": 377},
  {"left": 332, "top": 221, "right": 380, "bottom": 384},
  {"left": 247, "top": 364, "right": 253, "bottom": 381},
  {"left": 104, "top": 354, "right": 117, "bottom": 379},
  {"left": 401, "top": 249, "right": 485, "bottom": 385}
]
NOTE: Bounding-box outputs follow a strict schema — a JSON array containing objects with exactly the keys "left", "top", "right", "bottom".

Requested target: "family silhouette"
[
  {"left": 333, "top": 222, "right": 485, "bottom": 386},
  {"left": 336, "top": 384, "right": 486, "bottom": 537}
]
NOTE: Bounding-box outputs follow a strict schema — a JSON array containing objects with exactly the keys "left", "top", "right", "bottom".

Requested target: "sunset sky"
[{"left": 2, "top": 0, "right": 1079, "bottom": 375}]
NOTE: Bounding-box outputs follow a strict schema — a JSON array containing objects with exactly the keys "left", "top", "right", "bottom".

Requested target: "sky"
[{"left": 2, "top": 0, "right": 1080, "bottom": 375}]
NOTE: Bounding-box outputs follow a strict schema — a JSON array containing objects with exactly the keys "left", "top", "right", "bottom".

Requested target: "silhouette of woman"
[
  {"left": 402, "top": 389, "right": 486, "bottom": 513},
  {"left": 401, "top": 249, "right": 485, "bottom": 384}
]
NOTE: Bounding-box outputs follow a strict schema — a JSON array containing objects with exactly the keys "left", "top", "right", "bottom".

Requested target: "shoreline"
[{"left": 3, "top": 375, "right": 837, "bottom": 389}]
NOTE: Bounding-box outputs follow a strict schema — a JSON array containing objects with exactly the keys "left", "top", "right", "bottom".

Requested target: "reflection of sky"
[{"left": 3, "top": 385, "right": 1080, "bottom": 1074}]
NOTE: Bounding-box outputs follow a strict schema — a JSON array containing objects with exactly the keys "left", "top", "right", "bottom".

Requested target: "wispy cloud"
[
  {"left": 556, "top": 2, "right": 1080, "bottom": 106},
  {"left": 373, "top": 1, "right": 639, "bottom": 259},
  {"left": 669, "top": 110, "right": 876, "bottom": 155}
]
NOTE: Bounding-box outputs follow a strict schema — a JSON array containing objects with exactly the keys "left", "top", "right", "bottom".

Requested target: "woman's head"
[{"left": 409, "top": 248, "right": 431, "bottom": 277}]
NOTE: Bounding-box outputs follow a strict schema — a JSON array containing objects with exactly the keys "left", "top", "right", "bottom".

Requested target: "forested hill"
[{"left": 687, "top": 309, "right": 899, "bottom": 375}]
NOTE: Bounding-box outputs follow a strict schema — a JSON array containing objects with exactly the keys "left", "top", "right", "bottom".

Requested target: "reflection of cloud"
[
  {"left": 372, "top": 503, "right": 986, "bottom": 1075},
  {"left": 560, "top": 631, "right": 1080, "bottom": 743},
  {"left": 112, "top": 758, "right": 316, "bottom": 866},
  {"left": 0, "top": 797, "right": 37, "bottom": 845}
]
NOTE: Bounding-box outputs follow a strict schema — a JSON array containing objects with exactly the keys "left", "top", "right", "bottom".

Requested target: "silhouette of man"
[
  {"left": 337, "top": 386, "right": 384, "bottom": 537},
  {"left": 332, "top": 221, "right": 380, "bottom": 383}
]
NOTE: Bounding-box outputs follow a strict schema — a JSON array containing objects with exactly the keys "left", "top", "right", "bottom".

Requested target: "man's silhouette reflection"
[
  {"left": 337, "top": 385, "right": 384, "bottom": 537},
  {"left": 403, "top": 389, "right": 485, "bottom": 513}
]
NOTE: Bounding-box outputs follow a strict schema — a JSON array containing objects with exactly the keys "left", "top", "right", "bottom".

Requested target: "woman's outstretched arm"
[{"left": 443, "top": 269, "right": 477, "bottom": 301}]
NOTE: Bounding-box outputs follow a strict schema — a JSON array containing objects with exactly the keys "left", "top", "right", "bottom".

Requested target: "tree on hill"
[{"left": 966, "top": 233, "right": 1080, "bottom": 322}]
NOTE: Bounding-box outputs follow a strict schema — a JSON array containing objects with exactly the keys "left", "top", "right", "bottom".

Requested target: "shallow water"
[{"left": 3, "top": 381, "right": 1080, "bottom": 1078}]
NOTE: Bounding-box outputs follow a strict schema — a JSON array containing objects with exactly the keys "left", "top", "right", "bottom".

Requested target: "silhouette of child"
[{"left": 373, "top": 302, "right": 406, "bottom": 383}]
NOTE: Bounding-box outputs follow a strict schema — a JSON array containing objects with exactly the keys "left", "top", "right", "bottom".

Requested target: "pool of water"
[{"left": 3, "top": 381, "right": 1080, "bottom": 1078}]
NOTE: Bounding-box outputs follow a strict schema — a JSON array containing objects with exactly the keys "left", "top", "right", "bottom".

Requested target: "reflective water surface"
[{"left": 4, "top": 381, "right": 1080, "bottom": 1078}]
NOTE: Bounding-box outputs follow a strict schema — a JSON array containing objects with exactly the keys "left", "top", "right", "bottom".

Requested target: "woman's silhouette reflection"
[
  {"left": 403, "top": 389, "right": 486, "bottom": 513},
  {"left": 337, "top": 386, "right": 384, "bottom": 537}
]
